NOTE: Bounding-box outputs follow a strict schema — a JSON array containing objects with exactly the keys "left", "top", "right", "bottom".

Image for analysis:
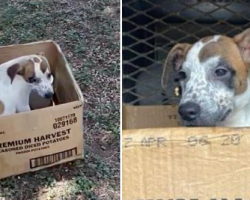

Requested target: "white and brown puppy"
[
  {"left": 0, "top": 53, "right": 54, "bottom": 116},
  {"left": 162, "top": 28, "right": 250, "bottom": 127}
]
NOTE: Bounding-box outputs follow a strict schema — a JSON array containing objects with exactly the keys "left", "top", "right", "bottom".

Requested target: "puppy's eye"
[
  {"left": 178, "top": 71, "right": 186, "bottom": 80},
  {"left": 47, "top": 73, "right": 52, "bottom": 79},
  {"left": 28, "top": 77, "right": 37, "bottom": 83},
  {"left": 215, "top": 68, "right": 228, "bottom": 77}
]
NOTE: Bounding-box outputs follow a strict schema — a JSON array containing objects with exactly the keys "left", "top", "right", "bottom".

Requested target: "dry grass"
[{"left": 0, "top": 0, "right": 120, "bottom": 199}]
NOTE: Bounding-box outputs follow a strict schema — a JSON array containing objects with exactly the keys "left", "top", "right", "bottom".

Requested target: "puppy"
[
  {"left": 0, "top": 53, "right": 54, "bottom": 116},
  {"left": 162, "top": 28, "right": 250, "bottom": 127}
]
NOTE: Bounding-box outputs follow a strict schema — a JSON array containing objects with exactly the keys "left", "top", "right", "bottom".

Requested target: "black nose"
[
  {"left": 44, "top": 92, "right": 53, "bottom": 99},
  {"left": 178, "top": 102, "right": 201, "bottom": 121}
]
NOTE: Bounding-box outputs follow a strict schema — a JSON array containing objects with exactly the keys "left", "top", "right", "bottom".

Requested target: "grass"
[{"left": 0, "top": 0, "right": 120, "bottom": 199}]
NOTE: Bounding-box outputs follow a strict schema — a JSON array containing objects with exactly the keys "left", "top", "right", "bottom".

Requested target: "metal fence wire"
[{"left": 122, "top": 0, "right": 250, "bottom": 105}]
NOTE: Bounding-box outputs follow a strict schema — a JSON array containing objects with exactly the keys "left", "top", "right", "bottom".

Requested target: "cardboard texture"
[
  {"left": 0, "top": 41, "right": 84, "bottom": 179},
  {"left": 122, "top": 105, "right": 250, "bottom": 199},
  {"left": 122, "top": 105, "right": 179, "bottom": 130}
]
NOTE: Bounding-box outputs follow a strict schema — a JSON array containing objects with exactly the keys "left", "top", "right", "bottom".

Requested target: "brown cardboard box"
[
  {"left": 0, "top": 41, "right": 84, "bottom": 179},
  {"left": 122, "top": 105, "right": 250, "bottom": 199}
]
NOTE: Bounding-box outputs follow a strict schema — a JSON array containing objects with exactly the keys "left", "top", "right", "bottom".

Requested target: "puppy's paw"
[{"left": 17, "top": 105, "right": 31, "bottom": 113}]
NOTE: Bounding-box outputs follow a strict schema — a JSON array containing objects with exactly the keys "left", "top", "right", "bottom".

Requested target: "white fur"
[
  {"left": 184, "top": 35, "right": 221, "bottom": 74},
  {"left": 179, "top": 35, "right": 250, "bottom": 127},
  {"left": 205, "top": 35, "right": 250, "bottom": 127},
  {"left": 0, "top": 55, "right": 53, "bottom": 116},
  {"left": 218, "top": 78, "right": 250, "bottom": 127}
]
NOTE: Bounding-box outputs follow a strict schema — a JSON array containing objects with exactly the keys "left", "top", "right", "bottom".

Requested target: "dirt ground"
[{"left": 0, "top": 0, "right": 120, "bottom": 199}]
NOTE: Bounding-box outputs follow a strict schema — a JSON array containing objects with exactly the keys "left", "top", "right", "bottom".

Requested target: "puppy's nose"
[
  {"left": 44, "top": 92, "right": 53, "bottom": 99},
  {"left": 178, "top": 102, "right": 201, "bottom": 121}
]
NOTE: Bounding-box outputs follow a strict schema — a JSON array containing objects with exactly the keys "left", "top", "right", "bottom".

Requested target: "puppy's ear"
[
  {"left": 161, "top": 43, "right": 191, "bottom": 90},
  {"left": 37, "top": 52, "right": 45, "bottom": 57},
  {"left": 18, "top": 60, "right": 35, "bottom": 81},
  {"left": 7, "top": 63, "right": 21, "bottom": 84},
  {"left": 7, "top": 60, "right": 35, "bottom": 84},
  {"left": 234, "top": 28, "right": 250, "bottom": 66}
]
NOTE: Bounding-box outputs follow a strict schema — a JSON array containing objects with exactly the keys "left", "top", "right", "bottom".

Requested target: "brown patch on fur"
[
  {"left": 162, "top": 43, "right": 192, "bottom": 90},
  {"left": 22, "top": 60, "right": 35, "bottom": 81},
  {"left": 166, "top": 43, "right": 192, "bottom": 71},
  {"left": 7, "top": 63, "right": 21, "bottom": 84},
  {"left": 17, "top": 60, "right": 35, "bottom": 82},
  {"left": 40, "top": 57, "right": 49, "bottom": 73},
  {"left": 0, "top": 100, "right": 4, "bottom": 115},
  {"left": 201, "top": 36, "right": 213, "bottom": 43},
  {"left": 234, "top": 28, "right": 250, "bottom": 66},
  {"left": 199, "top": 36, "right": 248, "bottom": 94},
  {"left": 33, "top": 57, "right": 40, "bottom": 63},
  {"left": 7, "top": 60, "right": 35, "bottom": 83}
]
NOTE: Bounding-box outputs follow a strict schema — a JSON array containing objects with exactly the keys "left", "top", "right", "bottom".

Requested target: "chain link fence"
[{"left": 123, "top": 0, "right": 250, "bottom": 105}]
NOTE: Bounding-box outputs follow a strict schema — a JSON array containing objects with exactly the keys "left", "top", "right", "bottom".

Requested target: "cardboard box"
[
  {"left": 122, "top": 105, "right": 250, "bottom": 199},
  {"left": 0, "top": 41, "right": 84, "bottom": 179}
]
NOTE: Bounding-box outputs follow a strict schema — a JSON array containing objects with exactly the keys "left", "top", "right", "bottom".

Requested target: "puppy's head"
[
  {"left": 8, "top": 52, "right": 54, "bottom": 99},
  {"left": 162, "top": 28, "right": 250, "bottom": 126}
]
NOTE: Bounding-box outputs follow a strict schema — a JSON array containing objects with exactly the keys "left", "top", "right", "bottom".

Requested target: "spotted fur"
[{"left": 163, "top": 29, "right": 250, "bottom": 127}]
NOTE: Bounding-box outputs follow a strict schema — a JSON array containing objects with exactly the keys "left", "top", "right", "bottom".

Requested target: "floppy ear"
[
  {"left": 7, "top": 63, "right": 22, "bottom": 84},
  {"left": 234, "top": 28, "right": 250, "bottom": 66},
  {"left": 161, "top": 43, "right": 191, "bottom": 90},
  {"left": 7, "top": 60, "right": 34, "bottom": 84}
]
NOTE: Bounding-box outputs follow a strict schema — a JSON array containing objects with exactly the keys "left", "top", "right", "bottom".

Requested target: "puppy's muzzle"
[
  {"left": 178, "top": 102, "right": 201, "bottom": 122},
  {"left": 44, "top": 92, "right": 53, "bottom": 99}
]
